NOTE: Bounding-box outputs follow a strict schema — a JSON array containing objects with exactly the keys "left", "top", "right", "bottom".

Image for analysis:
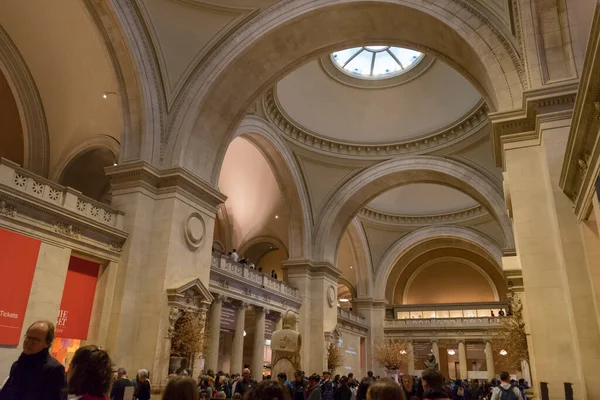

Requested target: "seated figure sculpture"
[
  {"left": 424, "top": 353, "right": 439, "bottom": 370},
  {"left": 271, "top": 310, "right": 302, "bottom": 379}
]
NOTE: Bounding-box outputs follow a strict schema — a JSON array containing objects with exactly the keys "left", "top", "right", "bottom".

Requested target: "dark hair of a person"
[
  {"left": 277, "top": 372, "right": 287, "bottom": 380},
  {"left": 246, "top": 380, "right": 291, "bottom": 400},
  {"left": 499, "top": 371, "right": 510, "bottom": 381},
  {"left": 367, "top": 371, "right": 374, "bottom": 377},
  {"left": 28, "top": 320, "right": 55, "bottom": 346},
  {"left": 68, "top": 345, "right": 113, "bottom": 397},
  {"left": 357, "top": 377, "right": 373, "bottom": 400},
  {"left": 367, "top": 380, "right": 405, "bottom": 400},
  {"left": 421, "top": 369, "right": 444, "bottom": 389},
  {"left": 163, "top": 376, "right": 199, "bottom": 400}
]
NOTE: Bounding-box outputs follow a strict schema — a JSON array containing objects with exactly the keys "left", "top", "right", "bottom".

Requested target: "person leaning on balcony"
[{"left": 0, "top": 320, "right": 66, "bottom": 400}]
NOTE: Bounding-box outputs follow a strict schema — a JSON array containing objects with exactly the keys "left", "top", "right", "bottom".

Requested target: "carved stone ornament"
[
  {"left": 184, "top": 212, "right": 205, "bottom": 250},
  {"left": 167, "top": 306, "right": 183, "bottom": 339},
  {"left": 0, "top": 200, "right": 16, "bottom": 217},
  {"left": 53, "top": 222, "right": 80, "bottom": 239},
  {"left": 109, "top": 241, "right": 123, "bottom": 253},
  {"left": 327, "top": 285, "right": 336, "bottom": 308}
]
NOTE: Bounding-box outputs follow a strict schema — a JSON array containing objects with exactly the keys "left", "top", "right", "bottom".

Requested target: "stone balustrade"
[
  {"left": 211, "top": 253, "right": 299, "bottom": 299},
  {"left": 0, "top": 158, "right": 124, "bottom": 230},
  {"left": 338, "top": 307, "right": 366, "bottom": 325},
  {"left": 384, "top": 316, "right": 501, "bottom": 330}
]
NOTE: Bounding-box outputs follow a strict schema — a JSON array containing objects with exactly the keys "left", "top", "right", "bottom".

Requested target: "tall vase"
[{"left": 387, "top": 369, "right": 399, "bottom": 383}]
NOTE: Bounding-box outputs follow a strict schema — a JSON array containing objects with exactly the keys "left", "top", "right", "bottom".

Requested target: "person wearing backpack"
[{"left": 490, "top": 372, "right": 522, "bottom": 400}]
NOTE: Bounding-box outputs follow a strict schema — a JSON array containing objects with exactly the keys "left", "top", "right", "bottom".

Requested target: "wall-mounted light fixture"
[{"left": 102, "top": 91, "right": 117, "bottom": 99}]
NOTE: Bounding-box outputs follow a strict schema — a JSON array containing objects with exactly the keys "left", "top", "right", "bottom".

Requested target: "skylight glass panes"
[{"left": 331, "top": 46, "right": 424, "bottom": 79}]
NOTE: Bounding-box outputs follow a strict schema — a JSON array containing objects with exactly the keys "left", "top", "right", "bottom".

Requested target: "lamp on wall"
[
  {"left": 499, "top": 349, "right": 508, "bottom": 356},
  {"left": 102, "top": 91, "right": 117, "bottom": 99},
  {"left": 447, "top": 349, "right": 456, "bottom": 355}
]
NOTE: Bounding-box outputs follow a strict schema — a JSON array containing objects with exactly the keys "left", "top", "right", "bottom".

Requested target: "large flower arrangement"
[
  {"left": 327, "top": 342, "right": 344, "bottom": 371},
  {"left": 171, "top": 311, "right": 209, "bottom": 358},
  {"left": 373, "top": 339, "right": 411, "bottom": 370},
  {"left": 497, "top": 296, "right": 529, "bottom": 370}
]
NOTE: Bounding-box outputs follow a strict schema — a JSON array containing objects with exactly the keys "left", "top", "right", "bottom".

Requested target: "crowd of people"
[{"left": 0, "top": 320, "right": 529, "bottom": 400}]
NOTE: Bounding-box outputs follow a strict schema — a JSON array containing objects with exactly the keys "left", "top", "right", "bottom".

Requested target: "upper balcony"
[
  {"left": 0, "top": 158, "right": 124, "bottom": 231},
  {"left": 0, "top": 158, "right": 127, "bottom": 259},
  {"left": 210, "top": 253, "right": 301, "bottom": 312}
]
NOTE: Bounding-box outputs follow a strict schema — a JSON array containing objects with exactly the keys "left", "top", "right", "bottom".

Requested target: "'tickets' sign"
[
  {"left": 0, "top": 228, "right": 41, "bottom": 346},
  {"left": 56, "top": 257, "right": 99, "bottom": 340}
]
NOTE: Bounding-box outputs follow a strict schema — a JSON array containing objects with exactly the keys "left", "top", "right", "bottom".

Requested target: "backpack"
[{"left": 499, "top": 385, "right": 519, "bottom": 400}]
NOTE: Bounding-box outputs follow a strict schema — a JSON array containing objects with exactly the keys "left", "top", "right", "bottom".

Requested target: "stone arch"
[
  {"left": 346, "top": 217, "right": 374, "bottom": 297},
  {"left": 57, "top": 141, "right": 119, "bottom": 203},
  {"left": 402, "top": 256, "right": 500, "bottom": 304},
  {"left": 165, "top": 0, "right": 524, "bottom": 183},
  {"left": 0, "top": 26, "right": 49, "bottom": 176},
  {"left": 238, "top": 234, "right": 290, "bottom": 262},
  {"left": 51, "top": 135, "right": 120, "bottom": 182},
  {"left": 375, "top": 225, "right": 504, "bottom": 303},
  {"left": 338, "top": 277, "right": 357, "bottom": 299},
  {"left": 314, "top": 156, "right": 513, "bottom": 264},
  {"left": 84, "top": 0, "right": 163, "bottom": 164},
  {"left": 231, "top": 116, "right": 312, "bottom": 259}
]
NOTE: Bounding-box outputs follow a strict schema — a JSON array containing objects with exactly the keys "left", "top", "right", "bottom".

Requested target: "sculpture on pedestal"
[
  {"left": 424, "top": 353, "right": 439, "bottom": 371},
  {"left": 271, "top": 310, "right": 302, "bottom": 379}
]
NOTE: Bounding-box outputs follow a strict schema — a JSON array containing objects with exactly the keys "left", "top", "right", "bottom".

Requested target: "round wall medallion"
[
  {"left": 327, "top": 285, "right": 336, "bottom": 308},
  {"left": 184, "top": 212, "right": 205, "bottom": 250}
]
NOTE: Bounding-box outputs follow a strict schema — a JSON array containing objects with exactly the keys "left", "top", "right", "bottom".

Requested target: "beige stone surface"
[{"left": 0, "top": 242, "right": 71, "bottom": 379}]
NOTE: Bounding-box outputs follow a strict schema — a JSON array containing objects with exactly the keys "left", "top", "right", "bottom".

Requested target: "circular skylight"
[{"left": 331, "top": 46, "right": 424, "bottom": 79}]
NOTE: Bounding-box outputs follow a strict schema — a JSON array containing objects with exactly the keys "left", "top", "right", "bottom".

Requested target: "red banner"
[
  {"left": 0, "top": 228, "right": 41, "bottom": 345},
  {"left": 56, "top": 257, "right": 99, "bottom": 340}
]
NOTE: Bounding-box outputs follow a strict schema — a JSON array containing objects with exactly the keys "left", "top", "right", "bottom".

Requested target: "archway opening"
[
  {"left": 59, "top": 148, "right": 116, "bottom": 203},
  {"left": 0, "top": 69, "right": 24, "bottom": 165}
]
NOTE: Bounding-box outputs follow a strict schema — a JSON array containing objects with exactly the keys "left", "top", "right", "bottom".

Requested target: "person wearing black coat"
[{"left": 0, "top": 321, "right": 66, "bottom": 400}]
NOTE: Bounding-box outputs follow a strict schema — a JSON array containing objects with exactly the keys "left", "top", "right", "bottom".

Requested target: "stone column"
[
  {"left": 431, "top": 340, "right": 440, "bottom": 367},
  {"left": 252, "top": 307, "right": 266, "bottom": 380},
  {"left": 503, "top": 120, "right": 600, "bottom": 399},
  {"left": 458, "top": 341, "right": 468, "bottom": 380},
  {"left": 485, "top": 341, "right": 495, "bottom": 381},
  {"left": 275, "top": 312, "right": 283, "bottom": 331},
  {"left": 354, "top": 298, "right": 387, "bottom": 376},
  {"left": 230, "top": 301, "right": 247, "bottom": 375},
  {"left": 205, "top": 296, "right": 223, "bottom": 372},
  {"left": 283, "top": 261, "right": 340, "bottom": 373},
  {"left": 104, "top": 163, "right": 225, "bottom": 381},
  {"left": 407, "top": 340, "right": 415, "bottom": 376}
]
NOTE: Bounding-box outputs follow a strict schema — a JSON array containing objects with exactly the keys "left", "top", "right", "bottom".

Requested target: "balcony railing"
[
  {"left": 384, "top": 317, "right": 501, "bottom": 329},
  {"left": 211, "top": 253, "right": 299, "bottom": 299},
  {"left": 0, "top": 158, "right": 124, "bottom": 230},
  {"left": 338, "top": 307, "right": 367, "bottom": 326}
]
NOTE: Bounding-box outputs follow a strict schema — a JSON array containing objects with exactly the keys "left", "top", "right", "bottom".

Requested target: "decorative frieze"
[
  {"left": 263, "top": 88, "right": 490, "bottom": 159},
  {"left": 53, "top": 223, "right": 81, "bottom": 239},
  {"left": 359, "top": 205, "right": 488, "bottom": 226},
  {"left": 0, "top": 200, "right": 16, "bottom": 217}
]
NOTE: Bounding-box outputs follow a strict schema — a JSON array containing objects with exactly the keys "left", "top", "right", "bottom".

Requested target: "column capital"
[
  {"left": 282, "top": 259, "right": 341, "bottom": 281},
  {"left": 213, "top": 294, "right": 226, "bottom": 304},
  {"left": 231, "top": 299, "right": 248, "bottom": 309},
  {"left": 106, "top": 161, "right": 227, "bottom": 212},
  {"left": 253, "top": 305, "right": 268, "bottom": 315},
  {"left": 430, "top": 339, "right": 439, "bottom": 343}
]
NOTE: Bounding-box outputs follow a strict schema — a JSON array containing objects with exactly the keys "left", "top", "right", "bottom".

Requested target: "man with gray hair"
[
  {"left": 0, "top": 320, "right": 66, "bottom": 400},
  {"left": 134, "top": 369, "right": 151, "bottom": 400},
  {"left": 234, "top": 368, "right": 256, "bottom": 396}
]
